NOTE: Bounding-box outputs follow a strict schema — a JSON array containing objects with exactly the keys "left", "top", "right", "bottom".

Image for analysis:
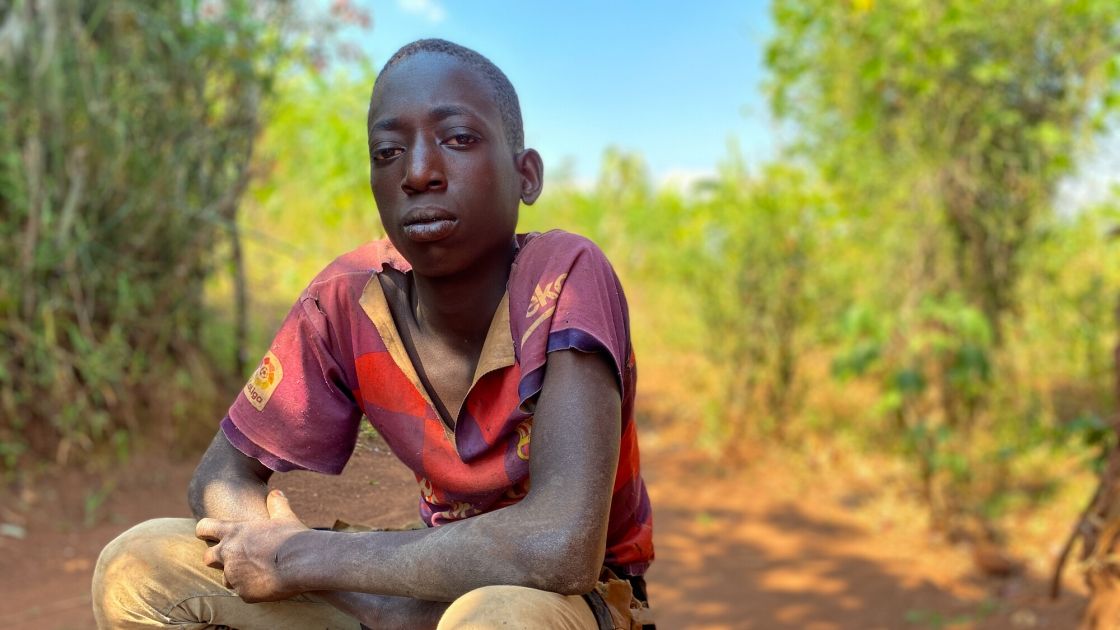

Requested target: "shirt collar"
[{"left": 358, "top": 273, "right": 515, "bottom": 410}]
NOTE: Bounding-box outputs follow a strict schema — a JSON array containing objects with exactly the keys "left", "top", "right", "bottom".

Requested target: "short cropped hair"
[{"left": 370, "top": 39, "right": 525, "bottom": 153}]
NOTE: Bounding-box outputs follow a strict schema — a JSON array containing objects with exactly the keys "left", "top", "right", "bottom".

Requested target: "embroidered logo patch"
[{"left": 243, "top": 351, "right": 283, "bottom": 411}]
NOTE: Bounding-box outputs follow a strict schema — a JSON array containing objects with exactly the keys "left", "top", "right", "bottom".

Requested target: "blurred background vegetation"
[{"left": 3, "top": 0, "right": 1120, "bottom": 567}]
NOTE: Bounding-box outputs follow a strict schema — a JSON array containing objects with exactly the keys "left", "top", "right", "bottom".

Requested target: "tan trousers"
[{"left": 92, "top": 518, "right": 605, "bottom": 629}]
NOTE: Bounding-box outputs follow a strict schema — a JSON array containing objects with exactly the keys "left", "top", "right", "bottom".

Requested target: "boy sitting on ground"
[{"left": 93, "top": 38, "right": 654, "bottom": 630}]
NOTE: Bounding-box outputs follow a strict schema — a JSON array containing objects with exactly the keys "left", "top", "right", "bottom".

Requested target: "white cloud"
[{"left": 396, "top": 0, "right": 447, "bottom": 23}]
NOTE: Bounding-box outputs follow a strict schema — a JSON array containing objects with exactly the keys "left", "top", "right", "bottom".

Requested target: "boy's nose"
[{"left": 403, "top": 142, "right": 446, "bottom": 194}]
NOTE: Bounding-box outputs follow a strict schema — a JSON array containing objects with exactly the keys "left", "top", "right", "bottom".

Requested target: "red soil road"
[{"left": 0, "top": 433, "right": 1086, "bottom": 629}]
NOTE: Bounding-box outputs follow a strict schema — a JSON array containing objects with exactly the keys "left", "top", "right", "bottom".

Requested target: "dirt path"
[{"left": 0, "top": 433, "right": 1086, "bottom": 629}]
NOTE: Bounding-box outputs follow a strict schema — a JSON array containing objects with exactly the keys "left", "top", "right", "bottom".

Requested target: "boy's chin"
[{"left": 401, "top": 236, "right": 518, "bottom": 280}]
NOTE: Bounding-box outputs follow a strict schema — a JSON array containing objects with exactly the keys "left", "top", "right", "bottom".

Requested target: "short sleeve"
[
  {"left": 223, "top": 293, "right": 362, "bottom": 474},
  {"left": 510, "top": 232, "right": 632, "bottom": 411}
]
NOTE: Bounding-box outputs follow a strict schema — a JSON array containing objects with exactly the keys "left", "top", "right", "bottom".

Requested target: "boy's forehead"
[{"left": 371, "top": 53, "right": 500, "bottom": 119}]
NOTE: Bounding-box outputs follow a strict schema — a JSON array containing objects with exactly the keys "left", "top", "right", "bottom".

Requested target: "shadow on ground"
[
  {"left": 643, "top": 449, "right": 1086, "bottom": 630},
  {"left": 0, "top": 431, "right": 1088, "bottom": 630}
]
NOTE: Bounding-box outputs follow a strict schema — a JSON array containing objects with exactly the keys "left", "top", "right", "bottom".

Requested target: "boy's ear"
[{"left": 515, "top": 149, "right": 544, "bottom": 205}]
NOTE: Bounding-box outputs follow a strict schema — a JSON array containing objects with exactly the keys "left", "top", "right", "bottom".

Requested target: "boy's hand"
[{"left": 195, "top": 489, "right": 309, "bottom": 602}]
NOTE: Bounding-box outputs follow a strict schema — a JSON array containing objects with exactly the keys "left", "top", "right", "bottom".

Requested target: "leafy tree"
[
  {"left": 0, "top": 0, "right": 334, "bottom": 468},
  {"left": 768, "top": 1, "right": 1120, "bottom": 620},
  {"left": 221, "top": 64, "right": 384, "bottom": 355},
  {"left": 833, "top": 296, "right": 995, "bottom": 525},
  {"left": 767, "top": 0, "right": 1120, "bottom": 339},
  {"left": 676, "top": 158, "right": 826, "bottom": 449}
]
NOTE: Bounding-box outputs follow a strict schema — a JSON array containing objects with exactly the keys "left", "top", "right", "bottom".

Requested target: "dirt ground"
[{"left": 0, "top": 426, "right": 1089, "bottom": 630}]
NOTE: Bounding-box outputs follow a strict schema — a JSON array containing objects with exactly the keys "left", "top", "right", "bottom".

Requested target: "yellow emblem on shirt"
[
  {"left": 243, "top": 351, "right": 283, "bottom": 411},
  {"left": 525, "top": 273, "right": 567, "bottom": 317},
  {"left": 521, "top": 274, "right": 568, "bottom": 349},
  {"left": 516, "top": 420, "right": 532, "bottom": 461}
]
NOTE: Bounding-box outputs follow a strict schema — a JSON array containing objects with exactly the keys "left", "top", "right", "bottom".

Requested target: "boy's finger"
[
  {"left": 202, "top": 542, "right": 224, "bottom": 570},
  {"left": 266, "top": 489, "right": 296, "bottom": 519},
  {"left": 195, "top": 517, "right": 226, "bottom": 542}
]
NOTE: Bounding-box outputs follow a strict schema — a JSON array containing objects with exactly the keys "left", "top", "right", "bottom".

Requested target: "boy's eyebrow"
[
  {"left": 369, "top": 105, "right": 477, "bottom": 133},
  {"left": 370, "top": 117, "right": 401, "bottom": 132},
  {"left": 429, "top": 105, "right": 473, "bottom": 121}
]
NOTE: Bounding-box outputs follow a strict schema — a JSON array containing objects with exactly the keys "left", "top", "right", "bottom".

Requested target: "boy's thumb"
[{"left": 266, "top": 489, "right": 295, "bottom": 519}]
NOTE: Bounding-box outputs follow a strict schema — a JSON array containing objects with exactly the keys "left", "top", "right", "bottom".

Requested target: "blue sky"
[{"left": 356, "top": 0, "right": 775, "bottom": 187}]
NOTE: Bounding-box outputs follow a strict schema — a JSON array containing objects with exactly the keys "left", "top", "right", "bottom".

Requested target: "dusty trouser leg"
[
  {"left": 92, "top": 518, "right": 361, "bottom": 630},
  {"left": 437, "top": 584, "right": 601, "bottom": 630}
]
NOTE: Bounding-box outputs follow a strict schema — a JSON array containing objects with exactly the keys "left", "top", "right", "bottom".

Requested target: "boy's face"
[{"left": 367, "top": 52, "right": 541, "bottom": 278}]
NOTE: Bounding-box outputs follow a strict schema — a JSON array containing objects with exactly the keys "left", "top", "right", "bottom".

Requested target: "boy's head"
[
  {"left": 370, "top": 39, "right": 524, "bottom": 153},
  {"left": 366, "top": 39, "right": 543, "bottom": 277}
]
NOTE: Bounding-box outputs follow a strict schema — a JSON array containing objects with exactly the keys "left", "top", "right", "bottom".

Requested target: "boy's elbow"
[
  {"left": 547, "top": 565, "right": 600, "bottom": 596},
  {"left": 186, "top": 475, "right": 203, "bottom": 519},
  {"left": 187, "top": 454, "right": 220, "bottom": 518},
  {"left": 186, "top": 469, "right": 214, "bottom": 519},
  {"left": 514, "top": 528, "right": 605, "bottom": 595}
]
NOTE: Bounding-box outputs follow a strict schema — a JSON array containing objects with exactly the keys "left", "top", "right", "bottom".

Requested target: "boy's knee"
[
  {"left": 95, "top": 517, "right": 197, "bottom": 583},
  {"left": 92, "top": 517, "right": 202, "bottom": 628},
  {"left": 438, "top": 585, "right": 597, "bottom": 629}
]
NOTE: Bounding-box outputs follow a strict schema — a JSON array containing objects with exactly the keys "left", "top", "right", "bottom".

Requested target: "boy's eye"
[
  {"left": 444, "top": 133, "right": 478, "bottom": 147},
  {"left": 373, "top": 146, "right": 403, "bottom": 161}
]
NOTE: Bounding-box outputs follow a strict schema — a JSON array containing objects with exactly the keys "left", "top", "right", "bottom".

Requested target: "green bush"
[{"left": 0, "top": 0, "right": 295, "bottom": 469}]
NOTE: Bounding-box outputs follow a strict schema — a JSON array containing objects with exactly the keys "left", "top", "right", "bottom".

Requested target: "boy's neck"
[{"left": 410, "top": 239, "right": 515, "bottom": 347}]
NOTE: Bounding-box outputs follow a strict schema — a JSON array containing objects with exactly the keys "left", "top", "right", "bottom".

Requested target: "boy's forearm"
[
  {"left": 280, "top": 527, "right": 513, "bottom": 602},
  {"left": 278, "top": 497, "right": 599, "bottom": 602}
]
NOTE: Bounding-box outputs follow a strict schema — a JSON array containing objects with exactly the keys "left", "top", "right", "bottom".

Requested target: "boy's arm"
[
  {"left": 189, "top": 431, "right": 451, "bottom": 627},
  {"left": 196, "top": 348, "right": 621, "bottom": 602},
  {"left": 188, "top": 430, "right": 273, "bottom": 521}
]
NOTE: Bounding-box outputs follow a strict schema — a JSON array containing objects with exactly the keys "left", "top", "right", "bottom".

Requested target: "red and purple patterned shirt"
[{"left": 222, "top": 230, "right": 654, "bottom": 575}]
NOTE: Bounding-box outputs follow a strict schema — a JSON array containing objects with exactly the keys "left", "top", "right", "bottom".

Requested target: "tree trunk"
[{"left": 1055, "top": 295, "right": 1120, "bottom": 629}]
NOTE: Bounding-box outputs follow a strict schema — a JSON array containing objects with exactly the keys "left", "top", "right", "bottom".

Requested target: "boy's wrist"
[{"left": 279, "top": 528, "right": 335, "bottom": 593}]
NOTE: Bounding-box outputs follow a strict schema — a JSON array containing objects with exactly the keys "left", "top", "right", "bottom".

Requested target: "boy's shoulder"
[
  {"left": 307, "top": 239, "right": 411, "bottom": 290},
  {"left": 510, "top": 229, "right": 625, "bottom": 327},
  {"left": 513, "top": 229, "right": 611, "bottom": 274}
]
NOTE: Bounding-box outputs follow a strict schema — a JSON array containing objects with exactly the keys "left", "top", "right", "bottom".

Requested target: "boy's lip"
[{"left": 401, "top": 206, "right": 458, "bottom": 242}]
